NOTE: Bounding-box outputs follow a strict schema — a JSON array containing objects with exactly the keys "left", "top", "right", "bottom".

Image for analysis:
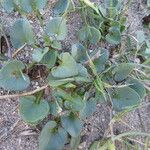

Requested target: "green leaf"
[
  {"left": 51, "top": 52, "right": 78, "bottom": 78},
  {"left": 136, "top": 30, "right": 145, "bottom": 44},
  {"left": 79, "top": 98, "right": 97, "bottom": 119},
  {"left": 45, "top": 17, "right": 67, "bottom": 41},
  {"left": 90, "top": 138, "right": 115, "bottom": 150},
  {"left": 93, "top": 48, "right": 109, "bottom": 73},
  {"left": 81, "top": 0, "right": 99, "bottom": 14},
  {"left": 126, "top": 78, "right": 146, "bottom": 99},
  {"left": 78, "top": 26, "right": 101, "bottom": 44},
  {"left": 33, "top": 0, "right": 48, "bottom": 10},
  {"left": 19, "top": 96, "right": 49, "bottom": 124},
  {"left": 106, "top": 27, "right": 121, "bottom": 45},
  {"left": 39, "top": 121, "right": 67, "bottom": 150},
  {"left": 0, "top": 60, "right": 30, "bottom": 91},
  {"left": 104, "top": 0, "right": 118, "bottom": 8},
  {"left": 32, "top": 47, "right": 49, "bottom": 62},
  {"left": 71, "top": 43, "right": 88, "bottom": 63},
  {"left": 10, "top": 18, "right": 34, "bottom": 49},
  {"left": 61, "top": 113, "right": 83, "bottom": 137},
  {"left": 53, "top": 0, "right": 69, "bottom": 15},
  {"left": 70, "top": 135, "right": 81, "bottom": 150},
  {"left": 41, "top": 50, "right": 58, "bottom": 69},
  {"left": 113, "top": 63, "right": 135, "bottom": 82},
  {"left": 112, "top": 87, "right": 141, "bottom": 111},
  {"left": 48, "top": 73, "right": 74, "bottom": 87},
  {"left": 51, "top": 41, "right": 62, "bottom": 50},
  {"left": 1, "top": 0, "right": 14, "bottom": 12},
  {"left": 64, "top": 95, "right": 84, "bottom": 112},
  {"left": 17, "top": 0, "right": 32, "bottom": 13}
]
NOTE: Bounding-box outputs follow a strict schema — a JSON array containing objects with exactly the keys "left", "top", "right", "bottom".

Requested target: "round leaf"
[
  {"left": 113, "top": 63, "right": 135, "bottom": 82},
  {"left": 10, "top": 18, "right": 34, "bottom": 49},
  {"left": 112, "top": 87, "right": 141, "bottom": 111},
  {"left": 53, "top": 0, "right": 69, "bottom": 15},
  {"left": 39, "top": 121, "right": 67, "bottom": 150},
  {"left": 106, "top": 27, "right": 121, "bottom": 45},
  {"left": 79, "top": 98, "right": 97, "bottom": 119},
  {"left": 51, "top": 52, "right": 78, "bottom": 78},
  {"left": 45, "top": 17, "right": 67, "bottom": 41},
  {"left": 0, "top": 60, "right": 30, "bottom": 91},
  {"left": 126, "top": 78, "right": 146, "bottom": 99},
  {"left": 61, "top": 114, "right": 83, "bottom": 137},
  {"left": 19, "top": 96, "right": 49, "bottom": 124}
]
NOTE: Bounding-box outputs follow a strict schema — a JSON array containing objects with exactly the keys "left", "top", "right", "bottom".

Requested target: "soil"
[{"left": 0, "top": 0, "right": 150, "bottom": 150}]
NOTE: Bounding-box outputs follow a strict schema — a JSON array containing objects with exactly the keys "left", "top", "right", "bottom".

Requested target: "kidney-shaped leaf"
[
  {"left": 79, "top": 98, "right": 97, "bottom": 119},
  {"left": 126, "top": 77, "right": 146, "bottom": 99},
  {"left": 53, "top": 0, "right": 69, "bottom": 15},
  {"left": 113, "top": 63, "right": 135, "bottom": 82},
  {"left": 10, "top": 18, "right": 34, "bottom": 49},
  {"left": 45, "top": 17, "right": 67, "bottom": 41},
  {"left": 112, "top": 87, "right": 141, "bottom": 111},
  {"left": 106, "top": 27, "right": 121, "bottom": 45},
  {"left": 51, "top": 52, "right": 78, "bottom": 78},
  {"left": 1, "top": 0, "right": 14, "bottom": 12},
  {"left": 39, "top": 121, "right": 67, "bottom": 150},
  {"left": 78, "top": 26, "right": 101, "bottom": 44},
  {"left": 32, "top": 47, "right": 49, "bottom": 62},
  {"left": 0, "top": 60, "right": 30, "bottom": 91},
  {"left": 19, "top": 96, "right": 49, "bottom": 124},
  {"left": 61, "top": 114, "right": 83, "bottom": 137}
]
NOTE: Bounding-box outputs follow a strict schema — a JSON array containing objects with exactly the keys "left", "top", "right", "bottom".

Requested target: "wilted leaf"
[
  {"left": 45, "top": 17, "right": 67, "bottom": 40},
  {"left": 61, "top": 113, "right": 83, "bottom": 137},
  {"left": 112, "top": 87, "right": 141, "bottom": 111},
  {"left": 10, "top": 19, "right": 34, "bottom": 49},
  {"left": 0, "top": 60, "right": 30, "bottom": 91},
  {"left": 39, "top": 121, "right": 68, "bottom": 150}
]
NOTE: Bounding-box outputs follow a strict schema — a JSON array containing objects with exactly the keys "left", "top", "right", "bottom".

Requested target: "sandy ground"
[{"left": 0, "top": 0, "right": 150, "bottom": 150}]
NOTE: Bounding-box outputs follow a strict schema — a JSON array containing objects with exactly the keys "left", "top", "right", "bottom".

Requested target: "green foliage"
[
  {"left": 61, "top": 113, "right": 83, "bottom": 137},
  {"left": 0, "top": 0, "right": 149, "bottom": 149},
  {"left": 112, "top": 87, "right": 141, "bottom": 111},
  {"left": 45, "top": 17, "right": 67, "bottom": 41},
  {"left": 19, "top": 96, "right": 49, "bottom": 124},
  {"left": 39, "top": 121, "right": 68, "bottom": 150},
  {"left": 0, "top": 0, "right": 48, "bottom": 13},
  {"left": 10, "top": 18, "right": 35, "bottom": 49},
  {"left": 0, "top": 60, "right": 30, "bottom": 91}
]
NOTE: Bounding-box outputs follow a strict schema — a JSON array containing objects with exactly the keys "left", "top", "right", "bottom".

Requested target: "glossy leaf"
[
  {"left": 113, "top": 63, "right": 135, "bottom": 82},
  {"left": 112, "top": 87, "right": 141, "bottom": 111},
  {"left": 61, "top": 114, "right": 83, "bottom": 137},
  {"left": 51, "top": 52, "right": 78, "bottom": 78},
  {"left": 19, "top": 96, "right": 49, "bottom": 124},
  {"left": 45, "top": 17, "right": 67, "bottom": 40},
  {"left": 39, "top": 121, "right": 67, "bottom": 150},
  {"left": 0, "top": 60, "right": 30, "bottom": 91},
  {"left": 10, "top": 19, "right": 34, "bottom": 49}
]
